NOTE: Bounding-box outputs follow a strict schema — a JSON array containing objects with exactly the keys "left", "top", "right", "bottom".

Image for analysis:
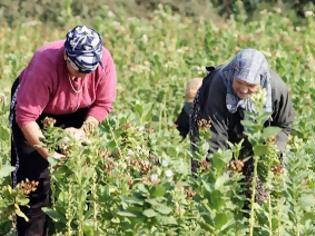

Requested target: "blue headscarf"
[
  {"left": 220, "top": 48, "right": 272, "bottom": 114},
  {"left": 64, "top": 25, "right": 103, "bottom": 73}
]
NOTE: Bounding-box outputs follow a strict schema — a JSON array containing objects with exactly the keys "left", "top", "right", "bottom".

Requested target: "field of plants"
[{"left": 0, "top": 3, "right": 315, "bottom": 236}]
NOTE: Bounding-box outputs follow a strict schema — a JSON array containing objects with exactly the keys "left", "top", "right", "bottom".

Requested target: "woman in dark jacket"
[{"left": 190, "top": 48, "right": 294, "bottom": 202}]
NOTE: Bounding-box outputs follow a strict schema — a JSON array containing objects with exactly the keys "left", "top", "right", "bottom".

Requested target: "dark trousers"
[{"left": 10, "top": 78, "right": 88, "bottom": 236}]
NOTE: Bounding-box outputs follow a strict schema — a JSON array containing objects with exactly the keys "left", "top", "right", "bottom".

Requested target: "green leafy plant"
[{"left": 0, "top": 4, "right": 314, "bottom": 235}]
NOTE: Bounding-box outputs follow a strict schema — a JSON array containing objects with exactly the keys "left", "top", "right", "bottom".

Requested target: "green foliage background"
[{"left": 0, "top": 1, "right": 314, "bottom": 235}]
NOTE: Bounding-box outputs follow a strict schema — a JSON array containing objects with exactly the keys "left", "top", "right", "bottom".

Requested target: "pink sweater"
[{"left": 15, "top": 40, "right": 116, "bottom": 127}]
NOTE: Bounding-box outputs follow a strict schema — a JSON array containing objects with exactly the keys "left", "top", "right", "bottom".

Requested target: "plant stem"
[
  {"left": 66, "top": 180, "right": 73, "bottom": 236},
  {"left": 106, "top": 120, "right": 123, "bottom": 158},
  {"left": 249, "top": 156, "right": 258, "bottom": 236},
  {"left": 91, "top": 152, "right": 99, "bottom": 233},
  {"left": 268, "top": 194, "right": 273, "bottom": 236}
]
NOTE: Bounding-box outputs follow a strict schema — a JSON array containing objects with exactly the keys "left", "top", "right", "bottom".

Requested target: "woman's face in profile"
[{"left": 64, "top": 52, "right": 92, "bottom": 79}]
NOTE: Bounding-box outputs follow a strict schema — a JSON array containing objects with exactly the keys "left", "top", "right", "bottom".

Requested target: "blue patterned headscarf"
[
  {"left": 220, "top": 48, "right": 272, "bottom": 114},
  {"left": 64, "top": 25, "right": 103, "bottom": 73}
]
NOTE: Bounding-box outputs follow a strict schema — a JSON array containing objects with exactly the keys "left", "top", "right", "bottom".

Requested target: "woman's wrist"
[{"left": 32, "top": 143, "right": 50, "bottom": 160}]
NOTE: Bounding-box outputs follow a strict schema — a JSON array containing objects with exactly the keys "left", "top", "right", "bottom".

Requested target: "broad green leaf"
[
  {"left": 0, "top": 126, "right": 9, "bottom": 140},
  {"left": 214, "top": 175, "right": 228, "bottom": 189},
  {"left": 0, "top": 165, "right": 15, "bottom": 178},
  {"left": 208, "top": 190, "right": 224, "bottom": 209},
  {"left": 16, "top": 193, "right": 29, "bottom": 206},
  {"left": 134, "top": 104, "right": 143, "bottom": 116},
  {"left": 145, "top": 198, "right": 161, "bottom": 206},
  {"left": 241, "top": 120, "right": 253, "bottom": 128},
  {"left": 151, "top": 185, "right": 166, "bottom": 197},
  {"left": 106, "top": 140, "right": 117, "bottom": 149},
  {"left": 117, "top": 211, "right": 137, "bottom": 218},
  {"left": 253, "top": 145, "right": 268, "bottom": 156},
  {"left": 154, "top": 205, "right": 172, "bottom": 215},
  {"left": 126, "top": 206, "right": 144, "bottom": 216},
  {"left": 83, "top": 220, "right": 95, "bottom": 236},
  {"left": 211, "top": 154, "right": 226, "bottom": 174},
  {"left": 302, "top": 212, "right": 315, "bottom": 222},
  {"left": 214, "top": 212, "right": 231, "bottom": 229},
  {"left": 143, "top": 209, "right": 158, "bottom": 218},
  {"left": 201, "top": 179, "right": 212, "bottom": 192},
  {"left": 262, "top": 126, "right": 281, "bottom": 138},
  {"left": 47, "top": 156, "right": 58, "bottom": 167},
  {"left": 158, "top": 216, "right": 177, "bottom": 225},
  {"left": 299, "top": 194, "right": 315, "bottom": 207},
  {"left": 125, "top": 197, "right": 144, "bottom": 206},
  {"left": 136, "top": 183, "right": 149, "bottom": 195},
  {"left": 42, "top": 207, "right": 63, "bottom": 222}
]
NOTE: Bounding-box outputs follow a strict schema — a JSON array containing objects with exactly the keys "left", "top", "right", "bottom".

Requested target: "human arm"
[
  {"left": 271, "top": 86, "right": 294, "bottom": 153},
  {"left": 20, "top": 121, "right": 49, "bottom": 159},
  {"left": 175, "top": 102, "right": 191, "bottom": 139},
  {"left": 270, "top": 72, "right": 295, "bottom": 153},
  {"left": 20, "top": 121, "right": 64, "bottom": 160},
  {"left": 206, "top": 112, "right": 230, "bottom": 155},
  {"left": 87, "top": 49, "right": 117, "bottom": 123}
]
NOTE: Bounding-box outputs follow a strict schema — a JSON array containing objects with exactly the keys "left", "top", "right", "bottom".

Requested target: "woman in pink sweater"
[{"left": 10, "top": 25, "right": 116, "bottom": 235}]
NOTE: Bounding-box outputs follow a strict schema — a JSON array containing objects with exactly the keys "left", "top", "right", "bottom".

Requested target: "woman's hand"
[
  {"left": 81, "top": 116, "right": 99, "bottom": 136},
  {"left": 52, "top": 152, "right": 65, "bottom": 160},
  {"left": 64, "top": 127, "right": 86, "bottom": 141}
]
